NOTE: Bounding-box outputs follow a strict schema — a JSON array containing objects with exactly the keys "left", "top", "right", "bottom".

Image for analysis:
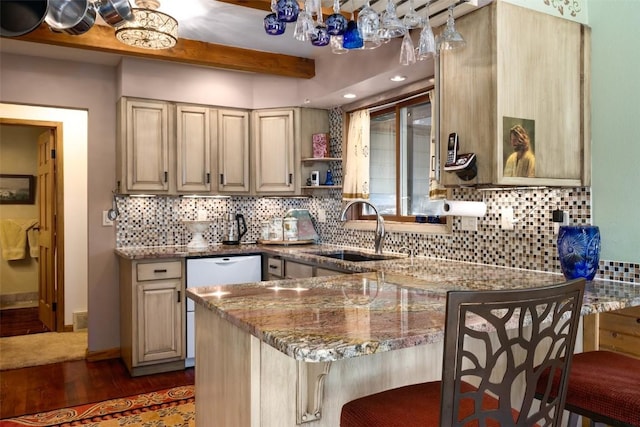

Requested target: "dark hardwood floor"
[
  {"left": 0, "top": 307, "right": 49, "bottom": 337},
  {"left": 0, "top": 307, "right": 194, "bottom": 420},
  {"left": 0, "top": 358, "right": 195, "bottom": 419}
]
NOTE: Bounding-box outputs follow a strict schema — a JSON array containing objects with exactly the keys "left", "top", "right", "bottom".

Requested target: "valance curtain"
[{"left": 342, "top": 109, "right": 370, "bottom": 200}]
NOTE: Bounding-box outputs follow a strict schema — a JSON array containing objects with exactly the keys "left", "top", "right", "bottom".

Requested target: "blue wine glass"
[{"left": 342, "top": 20, "right": 363, "bottom": 49}]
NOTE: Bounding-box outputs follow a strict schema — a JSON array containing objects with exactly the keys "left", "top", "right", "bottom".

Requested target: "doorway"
[{"left": 0, "top": 119, "right": 64, "bottom": 335}]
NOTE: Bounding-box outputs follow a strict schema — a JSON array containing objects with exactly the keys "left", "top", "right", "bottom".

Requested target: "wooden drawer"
[
  {"left": 267, "top": 258, "right": 283, "bottom": 278},
  {"left": 599, "top": 306, "right": 640, "bottom": 358},
  {"left": 285, "top": 260, "right": 313, "bottom": 279},
  {"left": 136, "top": 261, "right": 182, "bottom": 281},
  {"left": 315, "top": 267, "right": 344, "bottom": 277}
]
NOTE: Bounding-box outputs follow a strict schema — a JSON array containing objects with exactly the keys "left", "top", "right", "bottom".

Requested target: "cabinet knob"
[
  {"left": 288, "top": 173, "right": 293, "bottom": 185},
  {"left": 154, "top": 269, "right": 167, "bottom": 273},
  {"left": 220, "top": 173, "right": 225, "bottom": 185},
  {"left": 164, "top": 171, "right": 168, "bottom": 183},
  {"left": 206, "top": 173, "right": 210, "bottom": 184}
]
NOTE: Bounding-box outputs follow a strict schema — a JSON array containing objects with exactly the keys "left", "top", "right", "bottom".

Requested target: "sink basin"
[{"left": 311, "top": 250, "right": 399, "bottom": 262}]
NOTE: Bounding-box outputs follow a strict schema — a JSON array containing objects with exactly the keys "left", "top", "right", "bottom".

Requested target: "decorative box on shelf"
[{"left": 312, "top": 133, "right": 329, "bottom": 158}]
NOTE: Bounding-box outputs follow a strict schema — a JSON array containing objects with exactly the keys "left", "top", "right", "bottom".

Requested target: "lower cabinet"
[
  {"left": 597, "top": 306, "right": 640, "bottom": 358},
  {"left": 120, "top": 258, "right": 186, "bottom": 376}
]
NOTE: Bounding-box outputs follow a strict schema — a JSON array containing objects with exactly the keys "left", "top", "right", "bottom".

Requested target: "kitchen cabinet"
[
  {"left": 285, "top": 259, "right": 314, "bottom": 279},
  {"left": 119, "top": 258, "right": 185, "bottom": 376},
  {"left": 176, "top": 104, "right": 214, "bottom": 192},
  {"left": 252, "top": 108, "right": 330, "bottom": 195},
  {"left": 252, "top": 109, "right": 296, "bottom": 194},
  {"left": 597, "top": 306, "right": 640, "bottom": 358},
  {"left": 439, "top": 1, "right": 590, "bottom": 187},
  {"left": 218, "top": 109, "right": 250, "bottom": 194},
  {"left": 117, "top": 98, "right": 172, "bottom": 193}
]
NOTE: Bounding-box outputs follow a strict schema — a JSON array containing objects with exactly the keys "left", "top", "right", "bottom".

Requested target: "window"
[{"left": 362, "top": 94, "right": 433, "bottom": 221}]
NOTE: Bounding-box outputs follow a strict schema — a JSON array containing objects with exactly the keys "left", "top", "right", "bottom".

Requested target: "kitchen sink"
[{"left": 310, "top": 250, "right": 400, "bottom": 262}]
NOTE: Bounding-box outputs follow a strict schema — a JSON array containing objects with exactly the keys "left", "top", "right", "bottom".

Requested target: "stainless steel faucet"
[{"left": 339, "top": 199, "right": 386, "bottom": 254}]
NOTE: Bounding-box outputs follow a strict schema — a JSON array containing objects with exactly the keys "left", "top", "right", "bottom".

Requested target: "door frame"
[{"left": 0, "top": 118, "right": 65, "bottom": 332}]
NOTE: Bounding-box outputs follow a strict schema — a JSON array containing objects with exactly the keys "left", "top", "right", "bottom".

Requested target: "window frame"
[{"left": 359, "top": 93, "right": 432, "bottom": 223}]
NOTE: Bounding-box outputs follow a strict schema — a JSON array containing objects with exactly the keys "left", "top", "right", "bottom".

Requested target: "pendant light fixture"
[{"left": 115, "top": 0, "right": 178, "bottom": 50}]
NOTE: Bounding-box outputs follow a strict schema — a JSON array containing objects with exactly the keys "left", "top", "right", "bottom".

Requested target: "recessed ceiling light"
[
  {"left": 343, "top": 93, "right": 357, "bottom": 99},
  {"left": 390, "top": 75, "right": 407, "bottom": 82}
]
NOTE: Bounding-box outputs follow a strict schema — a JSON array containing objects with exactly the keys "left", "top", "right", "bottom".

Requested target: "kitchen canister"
[
  {"left": 261, "top": 221, "right": 271, "bottom": 240},
  {"left": 270, "top": 217, "right": 283, "bottom": 241},
  {"left": 557, "top": 225, "right": 601, "bottom": 280},
  {"left": 283, "top": 217, "right": 298, "bottom": 241}
]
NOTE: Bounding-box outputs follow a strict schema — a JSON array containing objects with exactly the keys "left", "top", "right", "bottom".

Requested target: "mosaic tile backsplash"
[{"left": 115, "top": 108, "right": 638, "bottom": 284}]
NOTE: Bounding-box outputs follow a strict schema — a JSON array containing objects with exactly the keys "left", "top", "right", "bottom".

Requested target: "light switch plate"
[
  {"left": 317, "top": 209, "right": 327, "bottom": 223},
  {"left": 501, "top": 207, "right": 514, "bottom": 230},
  {"left": 460, "top": 216, "right": 478, "bottom": 231},
  {"left": 102, "top": 210, "right": 114, "bottom": 227}
]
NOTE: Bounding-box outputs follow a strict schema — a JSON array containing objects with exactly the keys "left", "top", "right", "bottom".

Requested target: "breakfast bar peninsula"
[{"left": 186, "top": 255, "right": 640, "bottom": 427}]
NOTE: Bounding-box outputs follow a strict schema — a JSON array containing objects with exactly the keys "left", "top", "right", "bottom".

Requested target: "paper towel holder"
[{"left": 444, "top": 153, "right": 477, "bottom": 181}]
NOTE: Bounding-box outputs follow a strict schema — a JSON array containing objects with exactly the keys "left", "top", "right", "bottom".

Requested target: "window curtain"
[
  {"left": 427, "top": 88, "right": 446, "bottom": 200},
  {"left": 342, "top": 109, "right": 370, "bottom": 200}
]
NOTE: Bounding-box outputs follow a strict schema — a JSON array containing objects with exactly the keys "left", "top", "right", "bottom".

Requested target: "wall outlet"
[
  {"left": 317, "top": 209, "right": 327, "bottom": 223},
  {"left": 102, "top": 210, "right": 114, "bottom": 227},
  {"left": 500, "top": 207, "right": 514, "bottom": 230},
  {"left": 460, "top": 216, "right": 478, "bottom": 231}
]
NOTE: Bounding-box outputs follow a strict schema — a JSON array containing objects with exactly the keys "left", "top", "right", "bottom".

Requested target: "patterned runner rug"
[{"left": 0, "top": 385, "right": 194, "bottom": 426}]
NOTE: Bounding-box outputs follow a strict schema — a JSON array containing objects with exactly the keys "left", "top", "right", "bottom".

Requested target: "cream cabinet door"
[
  {"left": 121, "top": 98, "right": 171, "bottom": 192},
  {"left": 176, "top": 105, "right": 213, "bottom": 192},
  {"left": 218, "top": 109, "right": 250, "bottom": 193},
  {"left": 136, "top": 280, "right": 183, "bottom": 364},
  {"left": 253, "top": 109, "right": 296, "bottom": 194}
]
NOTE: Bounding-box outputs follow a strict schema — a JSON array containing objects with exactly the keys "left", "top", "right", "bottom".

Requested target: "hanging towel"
[
  {"left": 0, "top": 219, "right": 38, "bottom": 261},
  {"left": 27, "top": 223, "right": 39, "bottom": 259}
]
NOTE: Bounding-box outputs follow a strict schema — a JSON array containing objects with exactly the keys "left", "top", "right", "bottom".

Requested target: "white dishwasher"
[{"left": 185, "top": 254, "right": 262, "bottom": 367}]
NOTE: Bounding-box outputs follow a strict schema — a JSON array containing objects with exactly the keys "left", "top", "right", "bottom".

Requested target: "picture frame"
[
  {"left": 312, "top": 133, "right": 329, "bottom": 158},
  {"left": 0, "top": 174, "right": 36, "bottom": 205}
]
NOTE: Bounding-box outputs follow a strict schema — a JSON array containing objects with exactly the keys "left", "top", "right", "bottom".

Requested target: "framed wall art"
[{"left": 0, "top": 174, "right": 35, "bottom": 204}]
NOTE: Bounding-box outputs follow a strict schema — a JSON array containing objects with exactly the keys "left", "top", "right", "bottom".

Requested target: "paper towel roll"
[
  {"left": 443, "top": 201, "right": 487, "bottom": 217},
  {"left": 423, "top": 200, "right": 487, "bottom": 217}
]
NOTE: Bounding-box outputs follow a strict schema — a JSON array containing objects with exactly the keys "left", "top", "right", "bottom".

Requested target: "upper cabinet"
[
  {"left": 176, "top": 105, "right": 213, "bottom": 193},
  {"left": 117, "top": 98, "right": 330, "bottom": 196},
  {"left": 117, "top": 98, "right": 172, "bottom": 193},
  {"left": 439, "top": 1, "right": 590, "bottom": 187},
  {"left": 218, "top": 109, "right": 251, "bottom": 194},
  {"left": 252, "top": 109, "right": 296, "bottom": 194},
  {"left": 251, "top": 107, "right": 330, "bottom": 195}
]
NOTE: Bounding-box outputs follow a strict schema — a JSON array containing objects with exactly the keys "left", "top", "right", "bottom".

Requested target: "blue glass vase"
[{"left": 557, "top": 225, "right": 601, "bottom": 280}]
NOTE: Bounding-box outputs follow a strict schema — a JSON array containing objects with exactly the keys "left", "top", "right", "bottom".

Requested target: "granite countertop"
[{"left": 118, "top": 243, "right": 640, "bottom": 363}]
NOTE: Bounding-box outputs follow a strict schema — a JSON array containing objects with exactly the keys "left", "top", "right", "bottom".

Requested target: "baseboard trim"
[{"left": 87, "top": 347, "right": 121, "bottom": 362}]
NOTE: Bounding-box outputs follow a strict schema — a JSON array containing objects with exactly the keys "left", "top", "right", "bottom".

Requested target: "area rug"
[
  {"left": 0, "top": 385, "right": 195, "bottom": 427},
  {"left": 0, "top": 331, "right": 87, "bottom": 370}
]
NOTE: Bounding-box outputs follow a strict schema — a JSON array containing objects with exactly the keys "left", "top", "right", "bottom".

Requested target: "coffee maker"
[{"left": 222, "top": 212, "right": 247, "bottom": 245}]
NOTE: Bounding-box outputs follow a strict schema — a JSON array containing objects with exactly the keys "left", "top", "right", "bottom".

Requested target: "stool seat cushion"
[
  {"left": 537, "top": 351, "right": 640, "bottom": 426},
  {"left": 341, "top": 381, "right": 517, "bottom": 427}
]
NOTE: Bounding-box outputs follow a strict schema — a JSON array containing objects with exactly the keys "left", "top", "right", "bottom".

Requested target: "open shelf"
[{"left": 301, "top": 157, "right": 342, "bottom": 163}]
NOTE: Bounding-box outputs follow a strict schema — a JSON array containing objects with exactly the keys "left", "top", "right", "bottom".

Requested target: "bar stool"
[
  {"left": 340, "top": 279, "right": 585, "bottom": 427},
  {"left": 537, "top": 350, "right": 640, "bottom": 427}
]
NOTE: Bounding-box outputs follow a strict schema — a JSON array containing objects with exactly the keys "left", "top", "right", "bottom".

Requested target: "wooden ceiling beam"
[{"left": 9, "top": 24, "right": 315, "bottom": 79}]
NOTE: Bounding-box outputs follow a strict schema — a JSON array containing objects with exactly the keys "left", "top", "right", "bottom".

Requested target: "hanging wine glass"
[
  {"left": 293, "top": 0, "right": 314, "bottom": 41},
  {"left": 310, "top": 1, "right": 330, "bottom": 47},
  {"left": 277, "top": 0, "right": 299, "bottom": 23},
  {"left": 342, "top": 0, "right": 363, "bottom": 49},
  {"left": 439, "top": 5, "right": 465, "bottom": 50},
  {"left": 331, "top": 35, "right": 349, "bottom": 54},
  {"left": 380, "top": 0, "right": 405, "bottom": 39},
  {"left": 399, "top": 30, "right": 416, "bottom": 65},
  {"left": 326, "top": 0, "right": 348, "bottom": 36},
  {"left": 402, "top": 0, "right": 423, "bottom": 30},
  {"left": 264, "top": 0, "right": 286, "bottom": 35},
  {"left": 416, "top": 7, "right": 435, "bottom": 60},
  {"left": 357, "top": 0, "right": 381, "bottom": 49}
]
